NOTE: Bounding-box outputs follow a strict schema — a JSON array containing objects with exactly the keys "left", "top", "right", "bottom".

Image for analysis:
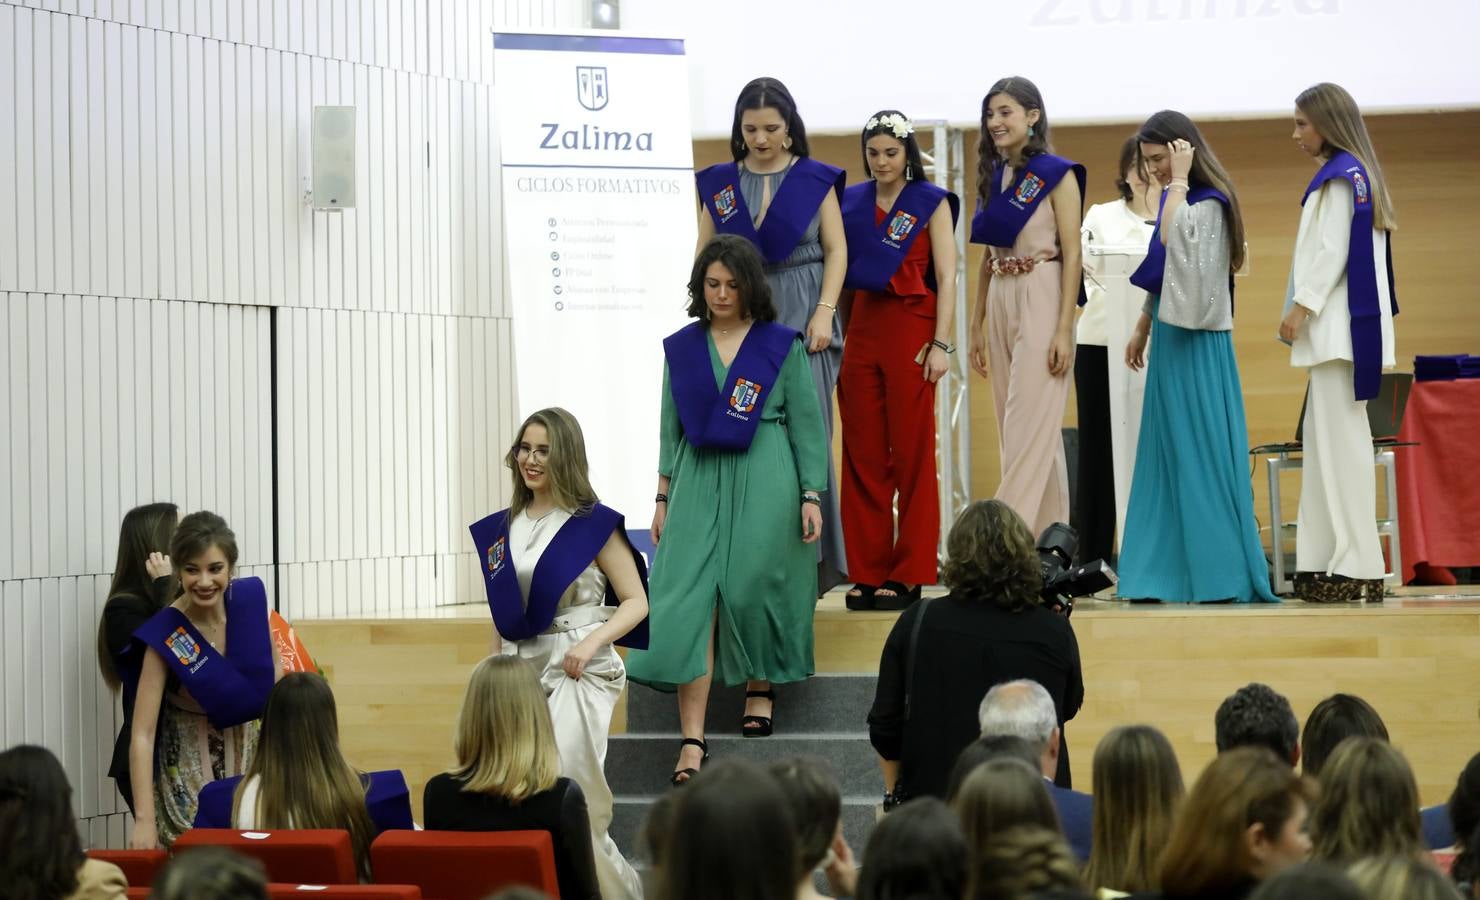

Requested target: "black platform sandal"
[
  {"left": 874, "top": 581, "right": 922, "bottom": 612},
  {"left": 845, "top": 584, "right": 878, "bottom": 611},
  {"left": 741, "top": 688, "right": 776, "bottom": 737},
  {"left": 670, "top": 737, "right": 709, "bottom": 787}
]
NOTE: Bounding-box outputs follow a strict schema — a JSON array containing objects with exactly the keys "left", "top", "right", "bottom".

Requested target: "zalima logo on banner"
[{"left": 577, "top": 66, "right": 609, "bottom": 110}]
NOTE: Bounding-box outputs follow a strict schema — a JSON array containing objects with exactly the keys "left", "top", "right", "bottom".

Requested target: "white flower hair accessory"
[{"left": 866, "top": 113, "right": 914, "bottom": 141}]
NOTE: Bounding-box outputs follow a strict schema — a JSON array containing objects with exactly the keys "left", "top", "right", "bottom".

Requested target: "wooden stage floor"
[{"left": 295, "top": 586, "right": 1480, "bottom": 818}]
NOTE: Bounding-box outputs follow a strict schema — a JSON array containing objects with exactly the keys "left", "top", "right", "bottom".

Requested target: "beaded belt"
[{"left": 988, "top": 256, "right": 1039, "bottom": 276}]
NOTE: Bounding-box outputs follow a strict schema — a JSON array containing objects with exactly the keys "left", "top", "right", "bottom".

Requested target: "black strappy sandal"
[
  {"left": 741, "top": 688, "right": 776, "bottom": 737},
  {"left": 845, "top": 583, "right": 878, "bottom": 611},
  {"left": 874, "top": 581, "right": 922, "bottom": 612},
  {"left": 670, "top": 737, "right": 709, "bottom": 787}
]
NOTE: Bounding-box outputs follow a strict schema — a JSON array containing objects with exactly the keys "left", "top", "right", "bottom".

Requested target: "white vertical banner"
[{"left": 493, "top": 32, "right": 696, "bottom": 527}]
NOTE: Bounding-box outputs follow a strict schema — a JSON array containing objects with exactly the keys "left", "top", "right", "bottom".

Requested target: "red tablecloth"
[{"left": 1397, "top": 379, "right": 1480, "bottom": 583}]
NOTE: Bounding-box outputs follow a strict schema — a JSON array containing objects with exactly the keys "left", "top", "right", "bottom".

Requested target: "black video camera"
[{"left": 1036, "top": 522, "right": 1117, "bottom": 618}]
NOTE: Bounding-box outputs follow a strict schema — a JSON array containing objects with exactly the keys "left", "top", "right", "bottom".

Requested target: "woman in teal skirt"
[
  {"left": 625, "top": 234, "right": 830, "bottom": 783},
  {"left": 1119, "top": 111, "right": 1278, "bottom": 604}
]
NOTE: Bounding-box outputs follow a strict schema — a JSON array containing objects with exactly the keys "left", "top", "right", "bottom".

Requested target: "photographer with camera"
[{"left": 867, "top": 500, "right": 1085, "bottom": 806}]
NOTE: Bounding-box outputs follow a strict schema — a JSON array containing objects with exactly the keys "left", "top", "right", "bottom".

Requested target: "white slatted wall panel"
[{"left": 1, "top": 0, "right": 576, "bottom": 844}]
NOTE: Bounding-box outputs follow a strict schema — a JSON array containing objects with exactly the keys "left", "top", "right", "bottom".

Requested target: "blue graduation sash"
[
  {"left": 663, "top": 320, "right": 800, "bottom": 452},
  {"left": 1296, "top": 151, "right": 1399, "bottom": 401},
  {"left": 842, "top": 180, "right": 960, "bottom": 293},
  {"left": 1128, "top": 186, "right": 1235, "bottom": 306},
  {"left": 132, "top": 577, "right": 275, "bottom": 730},
  {"left": 970, "top": 153, "right": 1087, "bottom": 304},
  {"left": 696, "top": 158, "right": 845, "bottom": 264},
  {"left": 468, "top": 502, "right": 651, "bottom": 649},
  {"left": 969, "top": 153, "right": 1085, "bottom": 248},
  {"left": 192, "top": 769, "right": 415, "bottom": 833}
]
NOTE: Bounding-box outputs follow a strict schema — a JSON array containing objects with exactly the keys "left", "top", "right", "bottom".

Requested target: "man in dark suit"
[{"left": 977, "top": 679, "right": 1093, "bottom": 861}]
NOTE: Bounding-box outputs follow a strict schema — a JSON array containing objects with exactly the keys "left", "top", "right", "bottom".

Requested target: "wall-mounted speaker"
[{"left": 312, "top": 106, "right": 356, "bottom": 210}]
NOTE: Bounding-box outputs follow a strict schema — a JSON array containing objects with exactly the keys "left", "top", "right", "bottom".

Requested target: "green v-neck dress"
[{"left": 625, "top": 329, "right": 830, "bottom": 690}]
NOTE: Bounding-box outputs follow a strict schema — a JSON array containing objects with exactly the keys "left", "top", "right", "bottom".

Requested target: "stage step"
[{"left": 606, "top": 674, "right": 882, "bottom": 857}]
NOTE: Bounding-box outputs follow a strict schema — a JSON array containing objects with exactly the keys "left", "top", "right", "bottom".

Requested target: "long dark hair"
[
  {"left": 658, "top": 759, "right": 797, "bottom": 900},
  {"left": 976, "top": 76, "right": 1052, "bottom": 209},
  {"left": 1114, "top": 134, "right": 1139, "bottom": 203},
  {"left": 235, "top": 674, "right": 377, "bottom": 880},
  {"left": 0, "top": 745, "right": 86, "bottom": 900},
  {"left": 97, "top": 501, "right": 179, "bottom": 688},
  {"left": 857, "top": 797, "right": 968, "bottom": 900},
  {"left": 730, "top": 77, "right": 810, "bottom": 161},
  {"left": 861, "top": 110, "right": 927, "bottom": 183},
  {"left": 1135, "top": 110, "right": 1246, "bottom": 271},
  {"left": 686, "top": 235, "right": 778, "bottom": 323}
]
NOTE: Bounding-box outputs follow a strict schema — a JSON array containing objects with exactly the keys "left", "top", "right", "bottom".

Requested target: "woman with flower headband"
[
  {"left": 694, "top": 76, "right": 850, "bottom": 600},
  {"left": 966, "top": 76, "right": 1086, "bottom": 538},
  {"left": 837, "top": 110, "right": 959, "bottom": 611}
]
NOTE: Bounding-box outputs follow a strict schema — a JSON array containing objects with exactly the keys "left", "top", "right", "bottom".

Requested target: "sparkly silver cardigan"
[{"left": 1141, "top": 198, "right": 1235, "bottom": 332}]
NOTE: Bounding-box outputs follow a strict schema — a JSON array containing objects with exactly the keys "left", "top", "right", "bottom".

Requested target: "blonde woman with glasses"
[{"left": 468, "top": 407, "right": 649, "bottom": 900}]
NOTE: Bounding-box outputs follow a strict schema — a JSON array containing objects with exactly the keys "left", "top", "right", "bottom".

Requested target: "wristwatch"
[{"left": 931, "top": 339, "right": 955, "bottom": 354}]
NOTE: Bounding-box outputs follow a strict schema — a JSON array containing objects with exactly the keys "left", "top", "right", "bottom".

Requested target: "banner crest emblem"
[{"left": 576, "top": 66, "right": 609, "bottom": 111}]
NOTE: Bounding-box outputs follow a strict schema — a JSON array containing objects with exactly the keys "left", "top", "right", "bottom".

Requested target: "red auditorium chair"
[
  {"left": 88, "top": 849, "right": 169, "bottom": 888},
  {"left": 370, "top": 830, "right": 559, "bottom": 900},
  {"left": 267, "top": 886, "right": 422, "bottom": 899},
  {"left": 172, "top": 829, "right": 357, "bottom": 885}
]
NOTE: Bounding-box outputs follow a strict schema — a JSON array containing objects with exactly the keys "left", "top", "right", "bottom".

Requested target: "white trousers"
[{"left": 1295, "top": 361, "right": 1385, "bottom": 579}]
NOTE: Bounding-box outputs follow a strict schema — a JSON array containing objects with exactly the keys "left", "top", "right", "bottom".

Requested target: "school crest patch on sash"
[
  {"left": 1352, "top": 171, "right": 1370, "bottom": 205},
  {"left": 1015, "top": 173, "right": 1046, "bottom": 204},
  {"left": 166, "top": 627, "right": 202, "bottom": 666},
  {"left": 714, "top": 185, "right": 738, "bottom": 222},
  {"left": 729, "top": 378, "right": 762, "bottom": 414},
  {"left": 487, "top": 538, "right": 506, "bottom": 576},
  {"left": 886, "top": 210, "right": 918, "bottom": 245}
]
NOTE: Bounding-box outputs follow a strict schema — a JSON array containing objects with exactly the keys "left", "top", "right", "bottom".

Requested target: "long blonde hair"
[
  {"left": 1296, "top": 82, "right": 1397, "bottom": 231},
  {"left": 451, "top": 656, "right": 560, "bottom": 802},
  {"left": 1309, "top": 737, "right": 1423, "bottom": 864},
  {"left": 1084, "top": 725, "right": 1185, "bottom": 893},
  {"left": 232, "top": 674, "right": 376, "bottom": 880},
  {"left": 506, "top": 408, "right": 598, "bottom": 518}
]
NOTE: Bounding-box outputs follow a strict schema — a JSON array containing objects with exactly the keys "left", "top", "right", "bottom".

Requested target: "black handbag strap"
[{"left": 902, "top": 597, "right": 931, "bottom": 722}]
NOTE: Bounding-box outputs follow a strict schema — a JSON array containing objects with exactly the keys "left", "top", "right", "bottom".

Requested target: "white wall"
[{"left": 0, "top": 0, "right": 584, "bottom": 847}]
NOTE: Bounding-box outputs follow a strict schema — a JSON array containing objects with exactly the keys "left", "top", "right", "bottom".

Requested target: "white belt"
[{"left": 545, "top": 605, "right": 614, "bottom": 634}]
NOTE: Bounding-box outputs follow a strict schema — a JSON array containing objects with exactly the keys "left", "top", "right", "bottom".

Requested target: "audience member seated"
[
  {"left": 1457, "top": 819, "right": 1480, "bottom": 898},
  {"left": 769, "top": 757, "right": 858, "bottom": 900},
  {"left": 198, "top": 673, "right": 382, "bottom": 880},
  {"left": 954, "top": 758, "right": 1062, "bottom": 851},
  {"left": 1083, "top": 725, "right": 1185, "bottom": 897},
  {"left": 965, "top": 825, "right": 1087, "bottom": 900},
  {"left": 656, "top": 759, "right": 797, "bottom": 900},
  {"left": 1244, "top": 862, "right": 1363, "bottom": 900},
  {"left": 978, "top": 680, "right": 1094, "bottom": 861},
  {"left": 423, "top": 655, "right": 600, "bottom": 900},
  {"left": 1214, "top": 683, "right": 1301, "bottom": 766},
  {"left": 153, "top": 847, "right": 268, "bottom": 900},
  {"left": 856, "top": 797, "right": 968, "bottom": 900},
  {"left": 1347, "top": 854, "right": 1465, "bottom": 900},
  {"left": 1308, "top": 736, "right": 1424, "bottom": 865},
  {"left": 1300, "top": 693, "right": 1389, "bottom": 779},
  {"left": 868, "top": 500, "right": 1083, "bottom": 801},
  {"left": 0, "top": 744, "right": 128, "bottom": 900},
  {"left": 1137, "top": 746, "right": 1312, "bottom": 900},
  {"left": 1424, "top": 751, "right": 1480, "bottom": 856},
  {"left": 947, "top": 734, "right": 1042, "bottom": 802}
]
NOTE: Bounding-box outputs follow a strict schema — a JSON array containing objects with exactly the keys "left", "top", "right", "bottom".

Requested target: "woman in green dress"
[{"left": 625, "top": 234, "right": 829, "bottom": 785}]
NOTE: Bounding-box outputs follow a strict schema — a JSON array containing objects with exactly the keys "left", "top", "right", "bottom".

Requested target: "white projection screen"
[{"left": 622, "top": 0, "right": 1480, "bottom": 136}]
